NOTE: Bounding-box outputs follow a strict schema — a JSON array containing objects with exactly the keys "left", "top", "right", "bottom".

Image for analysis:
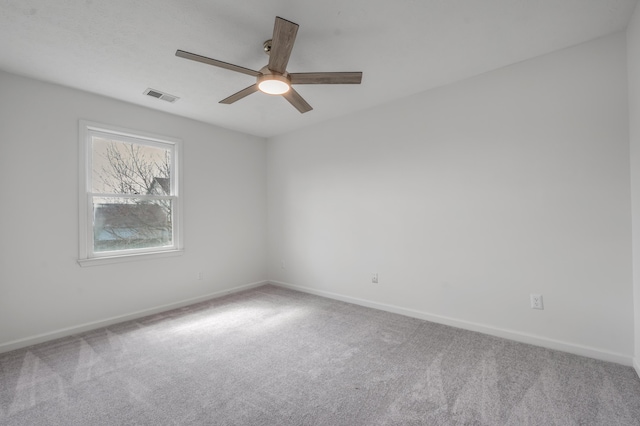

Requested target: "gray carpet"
[{"left": 1, "top": 285, "right": 639, "bottom": 425}]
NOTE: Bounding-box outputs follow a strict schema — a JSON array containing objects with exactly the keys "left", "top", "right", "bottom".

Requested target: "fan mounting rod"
[{"left": 263, "top": 40, "right": 272, "bottom": 55}]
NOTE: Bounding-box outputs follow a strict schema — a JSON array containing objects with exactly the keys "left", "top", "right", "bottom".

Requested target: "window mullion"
[{"left": 90, "top": 193, "right": 175, "bottom": 201}]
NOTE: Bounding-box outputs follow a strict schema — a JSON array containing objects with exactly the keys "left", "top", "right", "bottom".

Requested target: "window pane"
[
  {"left": 93, "top": 197, "right": 173, "bottom": 252},
  {"left": 91, "top": 137, "right": 172, "bottom": 195}
]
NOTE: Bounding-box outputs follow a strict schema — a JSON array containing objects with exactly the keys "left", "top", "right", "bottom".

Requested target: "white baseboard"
[
  {"left": 269, "top": 280, "right": 633, "bottom": 367},
  {"left": 0, "top": 280, "right": 268, "bottom": 354},
  {"left": 634, "top": 357, "right": 640, "bottom": 378}
]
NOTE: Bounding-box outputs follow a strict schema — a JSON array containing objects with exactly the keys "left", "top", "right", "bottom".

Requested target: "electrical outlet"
[
  {"left": 530, "top": 294, "right": 543, "bottom": 310},
  {"left": 281, "top": 260, "right": 286, "bottom": 269},
  {"left": 198, "top": 272, "right": 203, "bottom": 281},
  {"left": 371, "top": 272, "right": 378, "bottom": 284}
]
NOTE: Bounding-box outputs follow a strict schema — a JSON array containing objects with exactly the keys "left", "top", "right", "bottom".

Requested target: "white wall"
[
  {"left": 0, "top": 31, "right": 635, "bottom": 366},
  {"left": 267, "top": 33, "right": 634, "bottom": 363},
  {"left": 0, "top": 71, "right": 267, "bottom": 350},
  {"left": 628, "top": 2, "right": 640, "bottom": 374}
]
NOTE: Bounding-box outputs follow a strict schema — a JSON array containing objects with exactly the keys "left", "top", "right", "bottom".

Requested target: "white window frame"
[{"left": 78, "top": 120, "right": 183, "bottom": 266}]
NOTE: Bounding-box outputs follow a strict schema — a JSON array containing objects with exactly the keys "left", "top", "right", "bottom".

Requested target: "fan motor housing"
[{"left": 257, "top": 70, "right": 290, "bottom": 95}]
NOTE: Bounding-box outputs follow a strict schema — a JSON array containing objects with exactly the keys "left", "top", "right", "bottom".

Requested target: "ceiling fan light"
[{"left": 258, "top": 75, "right": 290, "bottom": 95}]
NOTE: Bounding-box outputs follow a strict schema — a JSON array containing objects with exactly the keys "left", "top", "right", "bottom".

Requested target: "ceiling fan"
[{"left": 176, "top": 16, "right": 363, "bottom": 113}]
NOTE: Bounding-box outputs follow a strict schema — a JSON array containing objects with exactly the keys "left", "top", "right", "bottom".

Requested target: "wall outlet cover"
[{"left": 530, "top": 294, "right": 544, "bottom": 310}]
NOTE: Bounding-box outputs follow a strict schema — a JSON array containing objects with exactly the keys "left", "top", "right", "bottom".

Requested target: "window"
[{"left": 78, "top": 121, "right": 183, "bottom": 266}]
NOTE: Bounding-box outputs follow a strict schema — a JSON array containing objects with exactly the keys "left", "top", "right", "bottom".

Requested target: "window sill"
[{"left": 77, "top": 249, "right": 184, "bottom": 267}]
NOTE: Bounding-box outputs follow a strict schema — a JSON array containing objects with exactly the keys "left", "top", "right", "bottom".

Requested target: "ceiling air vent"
[{"left": 143, "top": 88, "right": 179, "bottom": 103}]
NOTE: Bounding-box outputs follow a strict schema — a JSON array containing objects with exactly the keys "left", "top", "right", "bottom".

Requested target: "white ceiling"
[{"left": 1, "top": 0, "right": 637, "bottom": 138}]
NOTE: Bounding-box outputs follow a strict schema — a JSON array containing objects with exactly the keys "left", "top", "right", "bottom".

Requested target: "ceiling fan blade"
[
  {"left": 219, "top": 84, "right": 259, "bottom": 104},
  {"left": 268, "top": 17, "right": 299, "bottom": 74},
  {"left": 282, "top": 88, "right": 312, "bottom": 113},
  {"left": 176, "top": 50, "right": 261, "bottom": 77},
  {"left": 289, "top": 72, "right": 363, "bottom": 85}
]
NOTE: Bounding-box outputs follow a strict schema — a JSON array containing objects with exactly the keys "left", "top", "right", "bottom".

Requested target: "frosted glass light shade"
[{"left": 258, "top": 75, "right": 290, "bottom": 95}]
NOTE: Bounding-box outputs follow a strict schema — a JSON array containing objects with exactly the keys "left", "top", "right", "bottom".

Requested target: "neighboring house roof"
[{"left": 149, "top": 177, "right": 170, "bottom": 195}]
